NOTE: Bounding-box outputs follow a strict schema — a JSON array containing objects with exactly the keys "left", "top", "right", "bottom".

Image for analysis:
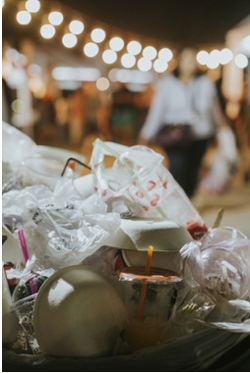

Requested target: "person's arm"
[{"left": 138, "top": 80, "right": 166, "bottom": 145}]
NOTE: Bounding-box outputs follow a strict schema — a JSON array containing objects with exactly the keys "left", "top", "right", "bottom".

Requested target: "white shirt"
[{"left": 140, "top": 73, "right": 222, "bottom": 141}]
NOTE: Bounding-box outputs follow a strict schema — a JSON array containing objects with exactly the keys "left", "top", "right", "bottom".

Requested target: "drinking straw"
[
  {"left": 137, "top": 245, "right": 154, "bottom": 319},
  {"left": 60, "top": 157, "right": 91, "bottom": 176},
  {"left": 18, "top": 229, "right": 30, "bottom": 263},
  {"left": 17, "top": 229, "right": 37, "bottom": 294},
  {"left": 212, "top": 208, "right": 224, "bottom": 229}
]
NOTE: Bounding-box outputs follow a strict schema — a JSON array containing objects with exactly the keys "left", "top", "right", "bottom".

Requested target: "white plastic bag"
[
  {"left": 90, "top": 139, "right": 204, "bottom": 225},
  {"left": 2, "top": 184, "right": 121, "bottom": 270}
]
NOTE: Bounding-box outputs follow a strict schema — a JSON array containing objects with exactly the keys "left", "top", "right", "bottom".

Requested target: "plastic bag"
[
  {"left": 177, "top": 228, "right": 250, "bottom": 332},
  {"left": 24, "top": 196, "right": 120, "bottom": 269},
  {"left": 90, "top": 139, "right": 203, "bottom": 225},
  {"left": 2, "top": 122, "right": 37, "bottom": 164},
  {"left": 2, "top": 184, "right": 121, "bottom": 270}
]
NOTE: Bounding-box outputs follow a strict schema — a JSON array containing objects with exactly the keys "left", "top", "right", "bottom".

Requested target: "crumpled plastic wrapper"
[
  {"left": 2, "top": 184, "right": 121, "bottom": 270},
  {"left": 90, "top": 139, "right": 204, "bottom": 225},
  {"left": 175, "top": 227, "right": 250, "bottom": 333}
]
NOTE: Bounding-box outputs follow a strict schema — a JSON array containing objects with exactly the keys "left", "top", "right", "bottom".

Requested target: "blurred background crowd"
[{"left": 2, "top": 0, "right": 250, "bottom": 204}]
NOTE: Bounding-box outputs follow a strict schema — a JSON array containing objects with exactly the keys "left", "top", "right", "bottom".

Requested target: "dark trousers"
[{"left": 165, "top": 139, "right": 209, "bottom": 197}]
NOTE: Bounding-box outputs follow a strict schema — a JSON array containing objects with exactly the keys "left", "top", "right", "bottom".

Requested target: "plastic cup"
[
  {"left": 115, "top": 266, "right": 182, "bottom": 350},
  {"left": 73, "top": 174, "right": 94, "bottom": 199},
  {"left": 11, "top": 274, "right": 47, "bottom": 354},
  {"left": 11, "top": 293, "right": 40, "bottom": 354},
  {"left": 125, "top": 317, "right": 165, "bottom": 350},
  {"left": 2, "top": 266, "right": 19, "bottom": 344}
]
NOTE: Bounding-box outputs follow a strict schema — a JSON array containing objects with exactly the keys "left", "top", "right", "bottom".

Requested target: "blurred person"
[
  {"left": 138, "top": 47, "right": 228, "bottom": 197},
  {"left": 134, "top": 84, "right": 155, "bottom": 141},
  {"left": 2, "top": 78, "right": 13, "bottom": 124},
  {"left": 233, "top": 66, "right": 250, "bottom": 183}
]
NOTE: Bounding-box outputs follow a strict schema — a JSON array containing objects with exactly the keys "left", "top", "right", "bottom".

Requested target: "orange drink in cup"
[
  {"left": 125, "top": 316, "right": 165, "bottom": 350},
  {"left": 116, "top": 264, "right": 182, "bottom": 350}
]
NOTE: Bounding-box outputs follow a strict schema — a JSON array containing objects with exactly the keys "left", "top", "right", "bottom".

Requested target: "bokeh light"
[
  {"left": 196, "top": 50, "right": 209, "bottom": 65},
  {"left": 234, "top": 53, "right": 248, "bottom": 68},
  {"left": 109, "top": 37, "right": 124, "bottom": 51},
  {"left": 137, "top": 57, "right": 152, "bottom": 72},
  {"left": 91, "top": 28, "right": 106, "bottom": 43},
  {"left": 158, "top": 48, "right": 173, "bottom": 61},
  {"left": 62, "top": 33, "right": 77, "bottom": 48},
  {"left": 219, "top": 48, "right": 233, "bottom": 65},
  {"left": 121, "top": 53, "right": 136, "bottom": 68},
  {"left": 48, "top": 11, "right": 64, "bottom": 26},
  {"left": 142, "top": 46, "right": 157, "bottom": 60},
  {"left": 69, "top": 20, "right": 84, "bottom": 35},
  {"left": 25, "top": 0, "right": 40, "bottom": 13},
  {"left": 102, "top": 49, "right": 117, "bottom": 64},
  {"left": 11, "top": 99, "right": 25, "bottom": 113},
  {"left": 16, "top": 11, "right": 32, "bottom": 25},
  {"left": 127, "top": 40, "right": 142, "bottom": 55},
  {"left": 83, "top": 42, "right": 99, "bottom": 57},
  {"left": 96, "top": 77, "right": 110, "bottom": 91},
  {"left": 153, "top": 59, "right": 168, "bottom": 73},
  {"left": 40, "top": 24, "right": 56, "bottom": 39},
  {"left": 206, "top": 50, "right": 220, "bottom": 69}
]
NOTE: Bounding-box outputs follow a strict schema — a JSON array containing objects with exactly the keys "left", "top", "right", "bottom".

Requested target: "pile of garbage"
[{"left": 2, "top": 123, "right": 250, "bottom": 370}]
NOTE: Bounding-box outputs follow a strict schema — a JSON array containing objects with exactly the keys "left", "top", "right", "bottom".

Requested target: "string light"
[
  {"left": 8, "top": 0, "right": 245, "bottom": 78},
  {"left": 196, "top": 50, "right": 209, "bottom": 65},
  {"left": 91, "top": 28, "right": 106, "bottom": 43},
  {"left": 25, "top": 0, "right": 40, "bottom": 13},
  {"left": 219, "top": 48, "right": 233, "bottom": 65},
  {"left": 40, "top": 24, "right": 56, "bottom": 39},
  {"left": 69, "top": 20, "right": 84, "bottom": 35},
  {"left": 96, "top": 77, "right": 110, "bottom": 91},
  {"left": 142, "top": 46, "right": 157, "bottom": 60},
  {"left": 127, "top": 40, "right": 142, "bottom": 55},
  {"left": 137, "top": 57, "right": 152, "bottom": 72},
  {"left": 48, "top": 11, "right": 64, "bottom": 26},
  {"left": 16, "top": 11, "right": 32, "bottom": 25},
  {"left": 62, "top": 33, "right": 77, "bottom": 48},
  {"left": 83, "top": 42, "right": 99, "bottom": 57},
  {"left": 109, "top": 37, "right": 124, "bottom": 51},
  {"left": 158, "top": 48, "right": 173, "bottom": 61},
  {"left": 102, "top": 49, "right": 117, "bottom": 64},
  {"left": 121, "top": 53, "right": 136, "bottom": 68},
  {"left": 234, "top": 53, "right": 248, "bottom": 68},
  {"left": 153, "top": 59, "right": 168, "bottom": 73}
]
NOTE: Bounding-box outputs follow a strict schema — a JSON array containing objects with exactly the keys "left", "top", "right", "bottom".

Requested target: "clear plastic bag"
[
  {"left": 177, "top": 228, "right": 250, "bottom": 333},
  {"left": 2, "top": 122, "right": 37, "bottom": 164},
  {"left": 2, "top": 184, "right": 121, "bottom": 270},
  {"left": 90, "top": 139, "right": 203, "bottom": 225}
]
